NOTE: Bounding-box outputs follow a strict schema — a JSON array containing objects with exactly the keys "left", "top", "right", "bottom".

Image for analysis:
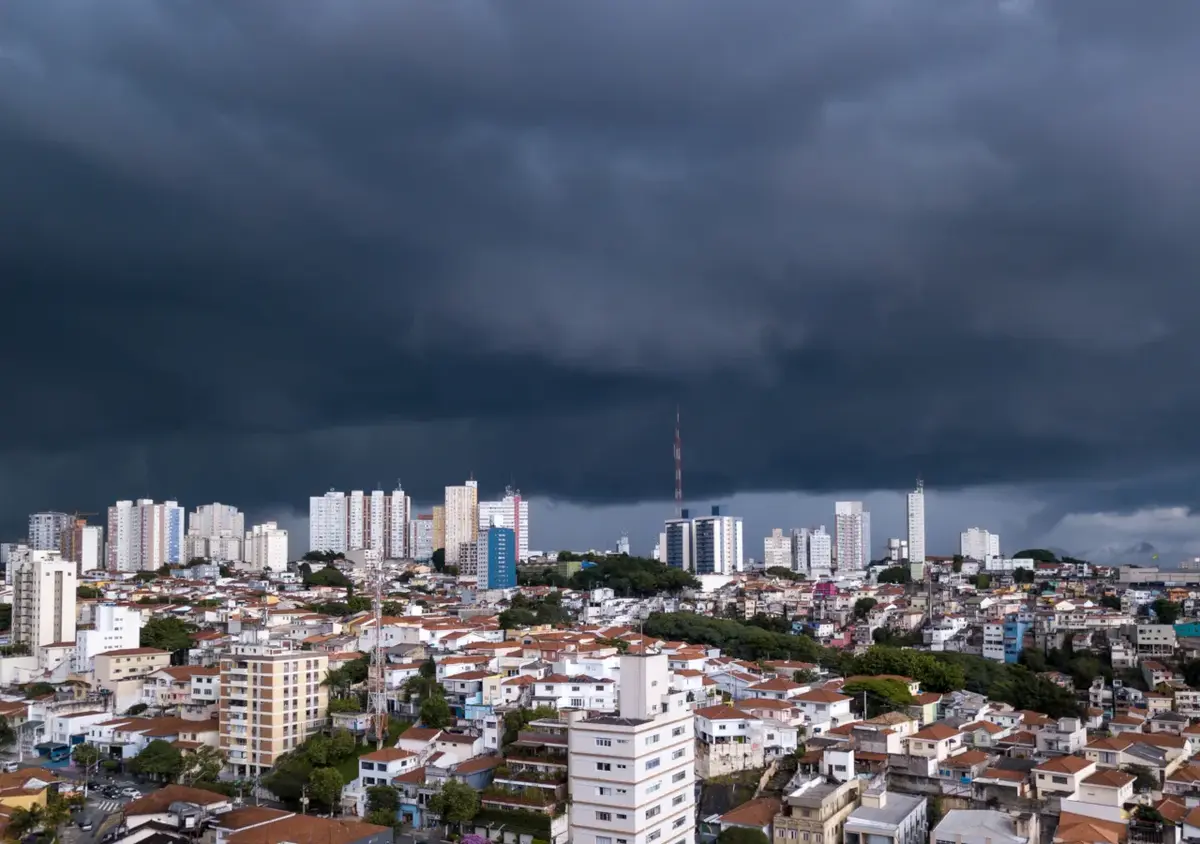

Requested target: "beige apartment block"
[{"left": 219, "top": 643, "right": 328, "bottom": 778}]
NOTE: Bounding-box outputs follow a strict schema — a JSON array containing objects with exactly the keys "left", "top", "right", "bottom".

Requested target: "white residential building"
[
  {"left": 764, "top": 529, "right": 792, "bottom": 571},
  {"left": 13, "top": 549, "right": 77, "bottom": 651},
  {"left": 77, "top": 525, "right": 103, "bottom": 572},
  {"left": 568, "top": 650, "right": 696, "bottom": 844},
  {"left": 28, "top": 512, "right": 72, "bottom": 552},
  {"left": 835, "top": 502, "right": 871, "bottom": 571},
  {"left": 189, "top": 503, "right": 244, "bottom": 539},
  {"left": 808, "top": 527, "right": 833, "bottom": 578},
  {"left": 444, "top": 480, "right": 479, "bottom": 566},
  {"left": 693, "top": 508, "right": 744, "bottom": 575},
  {"left": 663, "top": 517, "right": 693, "bottom": 572},
  {"left": 409, "top": 514, "right": 434, "bottom": 561},
  {"left": 478, "top": 487, "right": 530, "bottom": 561},
  {"left": 906, "top": 481, "right": 925, "bottom": 564},
  {"left": 961, "top": 528, "right": 1001, "bottom": 563},
  {"left": 106, "top": 499, "right": 184, "bottom": 571},
  {"left": 388, "top": 487, "right": 410, "bottom": 559},
  {"left": 75, "top": 603, "right": 143, "bottom": 672},
  {"left": 245, "top": 522, "right": 289, "bottom": 572},
  {"left": 310, "top": 491, "right": 348, "bottom": 553}
]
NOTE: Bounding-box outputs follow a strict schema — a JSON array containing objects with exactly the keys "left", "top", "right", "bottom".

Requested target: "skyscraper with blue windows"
[{"left": 479, "top": 522, "right": 516, "bottom": 590}]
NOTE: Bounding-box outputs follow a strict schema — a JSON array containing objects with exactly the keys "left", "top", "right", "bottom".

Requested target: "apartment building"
[
  {"left": 219, "top": 642, "right": 329, "bottom": 779},
  {"left": 12, "top": 549, "right": 77, "bottom": 652},
  {"left": 28, "top": 512, "right": 73, "bottom": 552},
  {"left": 74, "top": 603, "right": 143, "bottom": 672},
  {"left": 245, "top": 522, "right": 289, "bottom": 572},
  {"left": 106, "top": 499, "right": 185, "bottom": 571},
  {"left": 444, "top": 480, "right": 479, "bottom": 566},
  {"left": 478, "top": 487, "right": 530, "bottom": 562},
  {"left": 844, "top": 781, "right": 926, "bottom": 844},
  {"left": 568, "top": 650, "right": 696, "bottom": 844},
  {"left": 773, "top": 775, "right": 862, "bottom": 844}
]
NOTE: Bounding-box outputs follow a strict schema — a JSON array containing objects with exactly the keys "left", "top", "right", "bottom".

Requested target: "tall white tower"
[
  {"left": 835, "top": 501, "right": 871, "bottom": 572},
  {"left": 906, "top": 479, "right": 926, "bottom": 564},
  {"left": 13, "top": 549, "right": 77, "bottom": 651}
]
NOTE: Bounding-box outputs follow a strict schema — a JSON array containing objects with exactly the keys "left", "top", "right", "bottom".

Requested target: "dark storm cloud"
[{"left": 4, "top": 0, "right": 1200, "bottom": 531}]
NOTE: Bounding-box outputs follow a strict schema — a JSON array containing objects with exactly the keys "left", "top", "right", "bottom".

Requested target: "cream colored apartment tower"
[
  {"left": 219, "top": 642, "right": 328, "bottom": 778},
  {"left": 443, "top": 479, "right": 479, "bottom": 567}
]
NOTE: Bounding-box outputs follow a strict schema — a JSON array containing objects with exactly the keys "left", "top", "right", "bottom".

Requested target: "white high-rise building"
[
  {"left": 388, "top": 488, "right": 410, "bottom": 559},
  {"left": 78, "top": 525, "right": 103, "bottom": 573},
  {"left": 347, "top": 491, "right": 366, "bottom": 551},
  {"left": 478, "top": 487, "right": 530, "bottom": 561},
  {"left": 309, "top": 491, "right": 348, "bottom": 553},
  {"left": 568, "top": 649, "right": 695, "bottom": 844},
  {"left": 616, "top": 534, "right": 631, "bottom": 556},
  {"left": 692, "top": 508, "right": 744, "bottom": 575},
  {"left": 74, "top": 603, "right": 142, "bottom": 672},
  {"left": 13, "top": 549, "right": 77, "bottom": 652},
  {"left": 246, "top": 522, "right": 289, "bottom": 572},
  {"left": 444, "top": 479, "right": 479, "bottom": 566},
  {"left": 764, "top": 529, "right": 792, "bottom": 570},
  {"left": 960, "top": 527, "right": 1001, "bottom": 562},
  {"left": 188, "top": 503, "right": 245, "bottom": 539},
  {"left": 808, "top": 527, "right": 833, "bottom": 578},
  {"left": 834, "top": 501, "right": 871, "bottom": 572},
  {"left": 106, "top": 499, "right": 184, "bottom": 571},
  {"left": 662, "top": 517, "right": 693, "bottom": 572},
  {"left": 409, "top": 514, "right": 434, "bottom": 561},
  {"left": 906, "top": 481, "right": 926, "bottom": 564},
  {"left": 28, "top": 512, "right": 72, "bottom": 552}
]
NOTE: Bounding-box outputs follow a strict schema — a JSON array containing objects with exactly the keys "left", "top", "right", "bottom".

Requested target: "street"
[{"left": 58, "top": 784, "right": 138, "bottom": 844}]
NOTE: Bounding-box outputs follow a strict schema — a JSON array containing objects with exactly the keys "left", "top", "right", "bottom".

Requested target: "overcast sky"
[{"left": 5, "top": 1, "right": 1200, "bottom": 563}]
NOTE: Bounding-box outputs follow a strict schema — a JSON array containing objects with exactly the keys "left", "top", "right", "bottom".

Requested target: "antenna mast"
[
  {"left": 366, "top": 549, "right": 388, "bottom": 749},
  {"left": 674, "top": 406, "right": 683, "bottom": 518}
]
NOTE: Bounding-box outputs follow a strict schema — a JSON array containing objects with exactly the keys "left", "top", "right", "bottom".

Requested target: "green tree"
[
  {"left": 181, "top": 746, "right": 225, "bottom": 784},
  {"left": 73, "top": 741, "right": 102, "bottom": 771},
  {"left": 1152, "top": 599, "right": 1181, "bottom": 624},
  {"left": 366, "top": 785, "right": 400, "bottom": 827},
  {"left": 1100, "top": 594, "right": 1122, "bottom": 610},
  {"left": 1127, "top": 764, "right": 1159, "bottom": 793},
  {"left": 264, "top": 753, "right": 313, "bottom": 801},
  {"left": 309, "top": 766, "right": 345, "bottom": 812},
  {"left": 951, "top": 557, "right": 963, "bottom": 573},
  {"left": 716, "top": 829, "right": 770, "bottom": 844},
  {"left": 8, "top": 805, "right": 45, "bottom": 838},
  {"left": 24, "top": 682, "right": 55, "bottom": 699},
  {"left": 876, "top": 566, "right": 911, "bottom": 585},
  {"left": 428, "top": 779, "right": 479, "bottom": 832},
  {"left": 431, "top": 548, "right": 446, "bottom": 572},
  {"left": 304, "top": 566, "right": 351, "bottom": 588},
  {"left": 842, "top": 678, "right": 915, "bottom": 717},
  {"left": 131, "top": 738, "right": 184, "bottom": 781},
  {"left": 765, "top": 566, "right": 805, "bottom": 582},
  {"left": 420, "top": 693, "right": 453, "bottom": 729},
  {"left": 1013, "top": 549, "right": 1057, "bottom": 562},
  {"left": 968, "top": 573, "right": 991, "bottom": 589},
  {"left": 0, "top": 604, "right": 11, "bottom": 632},
  {"left": 853, "top": 598, "right": 877, "bottom": 619},
  {"left": 140, "top": 616, "right": 196, "bottom": 651},
  {"left": 77, "top": 585, "right": 101, "bottom": 599},
  {"left": 329, "top": 728, "right": 358, "bottom": 760},
  {"left": 1012, "top": 567, "right": 1035, "bottom": 585}
]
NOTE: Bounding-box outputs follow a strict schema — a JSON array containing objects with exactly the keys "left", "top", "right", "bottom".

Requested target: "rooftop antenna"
[{"left": 674, "top": 406, "right": 683, "bottom": 519}]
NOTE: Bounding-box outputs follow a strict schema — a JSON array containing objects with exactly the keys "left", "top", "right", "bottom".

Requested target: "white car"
[{"left": 121, "top": 788, "right": 141, "bottom": 798}]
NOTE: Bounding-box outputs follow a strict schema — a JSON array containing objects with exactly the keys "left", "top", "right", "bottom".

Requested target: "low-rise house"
[
  {"left": 793, "top": 688, "right": 855, "bottom": 736},
  {"left": 772, "top": 774, "right": 862, "bottom": 844},
  {"left": 718, "top": 796, "right": 782, "bottom": 841},
  {"left": 1036, "top": 716, "right": 1087, "bottom": 755},
  {"left": 1032, "top": 756, "right": 1096, "bottom": 800},
  {"left": 844, "top": 780, "right": 926, "bottom": 844},
  {"left": 930, "top": 809, "right": 1037, "bottom": 844},
  {"left": 695, "top": 706, "right": 765, "bottom": 778}
]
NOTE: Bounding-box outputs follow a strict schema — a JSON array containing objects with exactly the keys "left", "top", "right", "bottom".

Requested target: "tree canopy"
[
  {"left": 141, "top": 616, "right": 196, "bottom": 652},
  {"left": 765, "top": 566, "right": 805, "bottom": 582},
  {"left": 569, "top": 555, "right": 699, "bottom": 596},
  {"left": 717, "top": 829, "right": 770, "bottom": 844},
  {"left": 1013, "top": 549, "right": 1057, "bottom": 562},
  {"left": 302, "top": 564, "right": 351, "bottom": 588},
  {"left": 876, "top": 566, "right": 911, "bottom": 585}
]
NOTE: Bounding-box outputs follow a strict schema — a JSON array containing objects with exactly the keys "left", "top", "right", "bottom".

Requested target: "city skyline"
[{"left": 6, "top": 4, "right": 1200, "bottom": 564}]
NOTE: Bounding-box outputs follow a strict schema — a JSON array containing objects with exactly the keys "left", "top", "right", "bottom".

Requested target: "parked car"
[
  {"left": 121, "top": 788, "right": 140, "bottom": 798},
  {"left": 78, "top": 821, "right": 93, "bottom": 831},
  {"left": 1, "top": 762, "right": 19, "bottom": 773}
]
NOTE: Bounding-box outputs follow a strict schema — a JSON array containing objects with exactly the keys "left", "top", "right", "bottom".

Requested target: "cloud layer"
[{"left": 4, "top": 1, "right": 1200, "bottom": 551}]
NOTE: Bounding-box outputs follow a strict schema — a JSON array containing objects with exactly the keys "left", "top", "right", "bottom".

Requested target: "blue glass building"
[{"left": 483, "top": 526, "right": 516, "bottom": 590}]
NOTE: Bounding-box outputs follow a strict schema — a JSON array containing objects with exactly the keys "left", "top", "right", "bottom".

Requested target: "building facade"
[
  {"left": 13, "top": 549, "right": 77, "bottom": 651},
  {"left": 28, "top": 512, "right": 73, "bottom": 552},
  {"left": 409, "top": 514, "right": 434, "bottom": 561},
  {"left": 906, "top": 481, "right": 925, "bottom": 564},
  {"left": 478, "top": 487, "right": 530, "bottom": 562},
  {"left": 444, "top": 480, "right": 479, "bottom": 566},
  {"left": 219, "top": 641, "right": 329, "bottom": 779},
  {"left": 568, "top": 650, "right": 696, "bottom": 844},
  {"left": 75, "top": 603, "right": 143, "bottom": 672},
  {"left": 478, "top": 525, "right": 517, "bottom": 590},
  {"left": 960, "top": 528, "right": 1001, "bottom": 563},
  {"left": 245, "top": 522, "right": 289, "bottom": 572},
  {"left": 835, "top": 502, "right": 871, "bottom": 572},
  {"left": 764, "top": 529, "right": 792, "bottom": 570},
  {"left": 106, "top": 499, "right": 184, "bottom": 571}
]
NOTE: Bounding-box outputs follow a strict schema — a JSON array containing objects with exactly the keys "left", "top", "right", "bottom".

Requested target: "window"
[
  {"left": 597, "top": 762, "right": 612, "bottom": 771},
  {"left": 596, "top": 738, "right": 612, "bottom": 747},
  {"left": 645, "top": 758, "right": 660, "bottom": 770},
  {"left": 648, "top": 833, "right": 661, "bottom": 843},
  {"left": 598, "top": 839, "right": 612, "bottom": 844},
  {"left": 672, "top": 726, "right": 685, "bottom": 737},
  {"left": 672, "top": 771, "right": 686, "bottom": 783},
  {"left": 671, "top": 748, "right": 685, "bottom": 760},
  {"left": 596, "top": 685, "right": 605, "bottom": 691},
  {"left": 672, "top": 794, "right": 685, "bottom": 806},
  {"left": 647, "top": 782, "right": 661, "bottom": 794},
  {"left": 616, "top": 813, "right": 628, "bottom": 820},
  {"left": 597, "top": 787, "right": 612, "bottom": 796},
  {"left": 645, "top": 734, "right": 660, "bottom": 746},
  {"left": 646, "top": 806, "right": 661, "bottom": 819},
  {"left": 673, "top": 817, "right": 687, "bottom": 829},
  {"left": 596, "top": 811, "right": 612, "bottom": 822},
  {"left": 1052, "top": 776, "right": 1067, "bottom": 785}
]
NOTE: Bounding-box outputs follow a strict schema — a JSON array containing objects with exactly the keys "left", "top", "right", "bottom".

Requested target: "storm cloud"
[{"left": 4, "top": 0, "right": 1200, "bottom": 552}]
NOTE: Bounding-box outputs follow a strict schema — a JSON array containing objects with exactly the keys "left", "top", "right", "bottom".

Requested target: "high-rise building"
[
  {"left": 568, "top": 649, "right": 695, "bottom": 844},
  {"left": 663, "top": 514, "right": 693, "bottom": 572},
  {"left": 692, "top": 507, "right": 744, "bottom": 575},
  {"left": 834, "top": 501, "right": 871, "bottom": 572},
  {"left": 106, "top": 500, "right": 184, "bottom": 571},
  {"left": 906, "top": 481, "right": 926, "bottom": 564},
  {"left": 189, "top": 503, "right": 245, "bottom": 539},
  {"left": 431, "top": 506, "right": 446, "bottom": 554},
  {"left": 13, "top": 549, "right": 77, "bottom": 652},
  {"left": 764, "top": 529, "right": 792, "bottom": 570},
  {"left": 0, "top": 543, "right": 20, "bottom": 581},
  {"left": 74, "top": 602, "right": 142, "bottom": 672},
  {"left": 245, "top": 522, "right": 289, "bottom": 571},
  {"left": 28, "top": 512, "right": 72, "bottom": 552},
  {"left": 309, "top": 491, "right": 348, "bottom": 554},
  {"left": 808, "top": 527, "right": 833, "bottom": 578},
  {"left": 60, "top": 519, "right": 103, "bottom": 573},
  {"left": 388, "top": 487, "right": 410, "bottom": 559},
  {"left": 409, "top": 514, "right": 434, "bottom": 561},
  {"left": 220, "top": 640, "right": 328, "bottom": 779},
  {"left": 478, "top": 487, "right": 530, "bottom": 562},
  {"left": 477, "top": 522, "right": 516, "bottom": 590},
  {"left": 616, "top": 534, "right": 631, "bottom": 556},
  {"left": 960, "top": 527, "right": 1000, "bottom": 562},
  {"left": 444, "top": 479, "right": 479, "bottom": 566}
]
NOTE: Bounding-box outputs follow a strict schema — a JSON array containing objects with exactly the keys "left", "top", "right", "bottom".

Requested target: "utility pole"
[{"left": 300, "top": 784, "right": 309, "bottom": 816}]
